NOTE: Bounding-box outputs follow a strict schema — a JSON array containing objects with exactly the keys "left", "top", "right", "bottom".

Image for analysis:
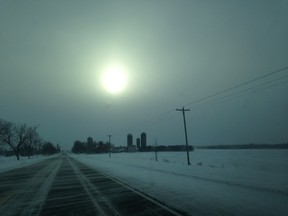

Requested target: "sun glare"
[{"left": 100, "top": 64, "right": 128, "bottom": 94}]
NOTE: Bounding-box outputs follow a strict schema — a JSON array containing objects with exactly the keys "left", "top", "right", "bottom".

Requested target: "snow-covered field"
[{"left": 70, "top": 149, "right": 288, "bottom": 216}]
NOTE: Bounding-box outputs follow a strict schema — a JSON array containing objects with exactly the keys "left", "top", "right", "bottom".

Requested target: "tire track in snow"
[
  {"left": 94, "top": 159, "right": 288, "bottom": 196},
  {"left": 0, "top": 158, "right": 61, "bottom": 216}
]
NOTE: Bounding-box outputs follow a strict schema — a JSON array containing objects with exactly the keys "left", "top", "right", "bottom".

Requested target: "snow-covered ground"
[
  {"left": 1, "top": 150, "right": 287, "bottom": 215},
  {"left": 0, "top": 154, "right": 58, "bottom": 174},
  {"left": 70, "top": 149, "right": 288, "bottom": 216}
]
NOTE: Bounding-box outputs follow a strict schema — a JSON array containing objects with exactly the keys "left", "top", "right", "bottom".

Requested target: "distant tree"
[
  {"left": 0, "top": 119, "right": 10, "bottom": 150},
  {"left": 56, "top": 143, "right": 61, "bottom": 153},
  {"left": 72, "top": 139, "right": 113, "bottom": 154},
  {"left": 72, "top": 140, "right": 85, "bottom": 153},
  {"left": 41, "top": 142, "right": 57, "bottom": 155},
  {"left": 14, "top": 124, "right": 38, "bottom": 160},
  {"left": 85, "top": 141, "right": 97, "bottom": 154},
  {"left": 0, "top": 119, "right": 37, "bottom": 160},
  {"left": 35, "top": 138, "right": 43, "bottom": 158},
  {"left": 95, "top": 141, "right": 110, "bottom": 153},
  {"left": 0, "top": 119, "right": 14, "bottom": 150},
  {"left": 23, "top": 126, "right": 40, "bottom": 159}
]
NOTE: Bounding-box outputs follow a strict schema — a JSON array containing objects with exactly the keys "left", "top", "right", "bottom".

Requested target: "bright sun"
[{"left": 100, "top": 64, "right": 128, "bottom": 94}]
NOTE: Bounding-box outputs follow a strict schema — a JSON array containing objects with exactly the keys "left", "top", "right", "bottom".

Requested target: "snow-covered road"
[
  {"left": 0, "top": 150, "right": 287, "bottom": 215},
  {"left": 0, "top": 154, "right": 186, "bottom": 216},
  {"left": 0, "top": 157, "right": 60, "bottom": 215}
]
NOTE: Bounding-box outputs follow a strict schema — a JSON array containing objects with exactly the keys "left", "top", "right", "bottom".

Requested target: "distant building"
[
  {"left": 140, "top": 132, "right": 147, "bottom": 149},
  {"left": 127, "top": 134, "right": 133, "bottom": 147}
]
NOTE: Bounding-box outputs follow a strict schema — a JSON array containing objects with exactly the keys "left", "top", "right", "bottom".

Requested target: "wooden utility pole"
[
  {"left": 107, "top": 135, "right": 112, "bottom": 158},
  {"left": 154, "top": 139, "right": 158, "bottom": 162},
  {"left": 176, "top": 107, "right": 191, "bottom": 165}
]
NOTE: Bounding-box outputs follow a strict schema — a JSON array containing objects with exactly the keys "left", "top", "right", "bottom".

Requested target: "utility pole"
[
  {"left": 176, "top": 106, "right": 191, "bottom": 165},
  {"left": 154, "top": 138, "right": 158, "bottom": 162},
  {"left": 107, "top": 135, "right": 112, "bottom": 158}
]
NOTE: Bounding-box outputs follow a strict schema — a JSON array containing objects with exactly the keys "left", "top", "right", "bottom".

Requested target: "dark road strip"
[{"left": 0, "top": 154, "right": 188, "bottom": 216}]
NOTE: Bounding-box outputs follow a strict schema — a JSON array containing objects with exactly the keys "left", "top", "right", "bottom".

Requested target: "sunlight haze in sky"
[
  {"left": 100, "top": 63, "right": 129, "bottom": 94},
  {"left": 0, "top": 0, "right": 287, "bottom": 150}
]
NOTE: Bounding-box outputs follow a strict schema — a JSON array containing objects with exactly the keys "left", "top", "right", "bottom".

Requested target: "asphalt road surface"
[{"left": 0, "top": 154, "right": 188, "bottom": 216}]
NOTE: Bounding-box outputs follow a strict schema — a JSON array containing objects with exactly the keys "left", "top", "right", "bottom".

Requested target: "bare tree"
[
  {"left": 24, "top": 125, "right": 40, "bottom": 159},
  {"left": 35, "top": 136, "right": 43, "bottom": 158},
  {"left": 0, "top": 119, "right": 38, "bottom": 160},
  {"left": 14, "top": 124, "right": 38, "bottom": 160},
  {"left": 0, "top": 119, "right": 15, "bottom": 157},
  {"left": 0, "top": 119, "right": 8, "bottom": 153}
]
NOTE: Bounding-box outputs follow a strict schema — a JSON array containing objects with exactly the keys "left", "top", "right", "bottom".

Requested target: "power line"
[
  {"left": 187, "top": 74, "right": 288, "bottom": 111},
  {"left": 111, "top": 65, "right": 288, "bottom": 135},
  {"left": 183, "top": 65, "right": 288, "bottom": 107},
  {"left": 111, "top": 109, "right": 176, "bottom": 135}
]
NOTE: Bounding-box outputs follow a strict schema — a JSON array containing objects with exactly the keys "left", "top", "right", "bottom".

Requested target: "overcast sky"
[{"left": 1, "top": 0, "right": 287, "bottom": 150}]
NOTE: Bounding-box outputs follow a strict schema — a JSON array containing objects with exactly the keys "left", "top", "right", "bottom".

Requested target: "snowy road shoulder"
[{"left": 0, "top": 154, "right": 59, "bottom": 174}]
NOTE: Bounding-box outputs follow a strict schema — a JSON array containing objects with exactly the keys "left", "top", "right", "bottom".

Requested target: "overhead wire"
[
  {"left": 111, "top": 65, "right": 288, "bottom": 136},
  {"left": 183, "top": 65, "right": 288, "bottom": 107},
  {"left": 188, "top": 74, "right": 288, "bottom": 111}
]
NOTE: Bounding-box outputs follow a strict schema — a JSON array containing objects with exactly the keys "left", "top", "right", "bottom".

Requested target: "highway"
[{"left": 0, "top": 154, "right": 187, "bottom": 216}]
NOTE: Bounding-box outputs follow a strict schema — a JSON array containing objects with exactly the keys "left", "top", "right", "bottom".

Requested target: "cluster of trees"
[
  {"left": 153, "top": 145, "right": 194, "bottom": 152},
  {"left": 42, "top": 142, "right": 61, "bottom": 155},
  {"left": 129, "top": 145, "right": 193, "bottom": 152},
  {"left": 113, "top": 145, "right": 194, "bottom": 153},
  {"left": 196, "top": 143, "right": 288, "bottom": 149},
  {"left": 72, "top": 140, "right": 111, "bottom": 154},
  {"left": 0, "top": 118, "right": 60, "bottom": 160},
  {"left": 71, "top": 140, "right": 195, "bottom": 154}
]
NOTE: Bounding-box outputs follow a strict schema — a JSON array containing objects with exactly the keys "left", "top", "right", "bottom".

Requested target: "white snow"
[
  {"left": 0, "top": 155, "right": 58, "bottom": 174},
  {"left": 70, "top": 149, "right": 288, "bottom": 216},
  {"left": 1, "top": 150, "right": 287, "bottom": 215}
]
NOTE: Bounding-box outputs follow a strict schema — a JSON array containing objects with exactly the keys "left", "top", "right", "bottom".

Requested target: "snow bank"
[{"left": 0, "top": 154, "right": 58, "bottom": 174}]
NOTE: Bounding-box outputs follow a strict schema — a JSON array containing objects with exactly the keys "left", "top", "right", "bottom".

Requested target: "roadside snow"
[
  {"left": 1, "top": 150, "right": 287, "bottom": 215},
  {"left": 70, "top": 149, "right": 288, "bottom": 216},
  {"left": 0, "top": 155, "right": 58, "bottom": 174}
]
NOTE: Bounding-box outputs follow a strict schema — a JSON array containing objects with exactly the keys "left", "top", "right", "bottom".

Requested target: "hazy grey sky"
[{"left": 1, "top": 0, "right": 288, "bottom": 150}]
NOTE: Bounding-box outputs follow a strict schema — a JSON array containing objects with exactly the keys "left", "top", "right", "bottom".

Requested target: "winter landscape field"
[
  {"left": 1, "top": 149, "right": 287, "bottom": 215},
  {"left": 69, "top": 149, "right": 288, "bottom": 216}
]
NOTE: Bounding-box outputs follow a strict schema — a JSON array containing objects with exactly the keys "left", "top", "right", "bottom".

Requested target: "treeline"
[
  {"left": 196, "top": 143, "right": 288, "bottom": 149},
  {"left": 72, "top": 140, "right": 111, "bottom": 154},
  {"left": 0, "top": 118, "right": 60, "bottom": 160},
  {"left": 141, "top": 145, "right": 194, "bottom": 152},
  {"left": 71, "top": 141, "right": 194, "bottom": 154},
  {"left": 112, "top": 145, "right": 194, "bottom": 153}
]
